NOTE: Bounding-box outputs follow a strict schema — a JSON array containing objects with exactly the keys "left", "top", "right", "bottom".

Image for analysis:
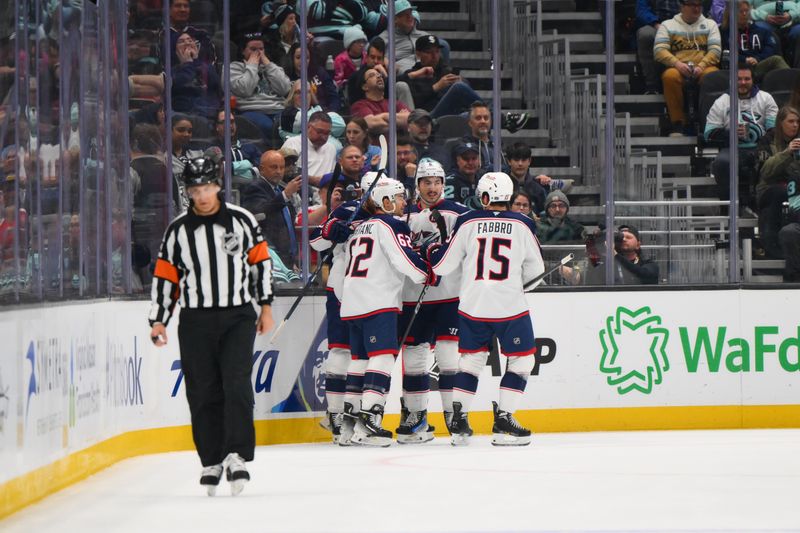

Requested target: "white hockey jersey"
[
  {"left": 401, "top": 199, "right": 469, "bottom": 304},
  {"left": 430, "top": 209, "right": 544, "bottom": 321},
  {"left": 340, "top": 214, "right": 429, "bottom": 319},
  {"left": 310, "top": 200, "right": 369, "bottom": 300}
]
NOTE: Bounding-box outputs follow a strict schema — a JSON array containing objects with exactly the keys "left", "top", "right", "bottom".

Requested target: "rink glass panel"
[{"left": 0, "top": 1, "right": 769, "bottom": 305}]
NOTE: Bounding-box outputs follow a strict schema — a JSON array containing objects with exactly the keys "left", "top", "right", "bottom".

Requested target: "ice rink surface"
[{"left": 3, "top": 429, "right": 800, "bottom": 533}]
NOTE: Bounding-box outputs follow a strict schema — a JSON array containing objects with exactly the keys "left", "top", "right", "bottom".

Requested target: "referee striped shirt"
[{"left": 148, "top": 202, "right": 273, "bottom": 326}]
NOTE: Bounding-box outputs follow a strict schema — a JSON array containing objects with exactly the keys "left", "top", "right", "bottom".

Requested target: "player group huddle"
[{"left": 310, "top": 160, "right": 546, "bottom": 447}]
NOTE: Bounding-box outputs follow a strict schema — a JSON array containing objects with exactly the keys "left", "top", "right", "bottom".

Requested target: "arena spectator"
[
  {"left": 230, "top": 31, "right": 292, "bottom": 140},
  {"left": 395, "top": 135, "right": 417, "bottom": 190},
  {"left": 170, "top": 114, "right": 203, "bottom": 213},
  {"left": 242, "top": 149, "right": 301, "bottom": 269},
  {"left": 207, "top": 110, "right": 262, "bottom": 181},
  {"left": 705, "top": 63, "right": 777, "bottom": 207},
  {"left": 721, "top": 1, "right": 789, "bottom": 83},
  {"left": 444, "top": 141, "right": 483, "bottom": 207},
  {"left": 278, "top": 80, "right": 346, "bottom": 142},
  {"left": 350, "top": 66, "right": 410, "bottom": 135},
  {"left": 535, "top": 190, "right": 587, "bottom": 244},
  {"left": 345, "top": 36, "right": 415, "bottom": 108},
  {"left": 505, "top": 142, "right": 548, "bottom": 214},
  {"left": 263, "top": 3, "right": 305, "bottom": 66},
  {"left": 756, "top": 106, "right": 800, "bottom": 258},
  {"left": 171, "top": 32, "right": 223, "bottom": 119},
  {"left": 779, "top": 169, "right": 800, "bottom": 281},
  {"left": 159, "top": 0, "right": 217, "bottom": 67},
  {"left": 461, "top": 101, "right": 505, "bottom": 173},
  {"left": 282, "top": 42, "right": 341, "bottom": 112},
  {"left": 344, "top": 116, "right": 382, "bottom": 173},
  {"left": 635, "top": 1, "right": 681, "bottom": 93},
  {"left": 280, "top": 110, "right": 338, "bottom": 187},
  {"left": 334, "top": 26, "right": 368, "bottom": 88},
  {"left": 407, "top": 109, "right": 448, "bottom": 166},
  {"left": 307, "top": 0, "right": 367, "bottom": 39},
  {"left": 562, "top": 225, "right": 659, "bottom": 285},
  {"left": 751, "top": 0, "right": 800, "bottom": 67},
  {"left": 654, "top": 0, "right": 721, "bottom": 135},
  {"left": 399, "top": 35, "right": 482, "bottom": 118},
  {"left": 510, "top": 191, "right": 534, "bottom": 219},
  {"left": 304, "top": 144, "right": 365, "bottom": 227},
  {"left": 378, "top": 0, "right": 429, "bottom": 74}
]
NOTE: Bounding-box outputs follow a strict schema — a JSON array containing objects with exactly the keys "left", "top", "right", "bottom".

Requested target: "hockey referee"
[{"left": 148, "top": 155, "right": 275, "bottom": 497}]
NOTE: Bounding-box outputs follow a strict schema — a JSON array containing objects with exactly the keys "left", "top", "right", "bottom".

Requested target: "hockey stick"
[
  {"left": 269, "top": 136, "right": 388, "bottom": 344},
  {"left": 523, "top": 253, "right": 574, "bottom": 292},
  {"left": 398, "top": 210, "right": 447, "bottom": 349}
]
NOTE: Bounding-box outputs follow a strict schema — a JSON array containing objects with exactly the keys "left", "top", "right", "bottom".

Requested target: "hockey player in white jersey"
[
  {"left": 426, "top": 172, "right": 545, "bottom": 446},
  {"left": 397, "top": 159, "right": 469, "bottom": 443},
  {"left": 310, "top": 171, "right": 378, "bottom": 445},
  {"left": 340, "top": 178, "right": 431, "bottom": 446}
]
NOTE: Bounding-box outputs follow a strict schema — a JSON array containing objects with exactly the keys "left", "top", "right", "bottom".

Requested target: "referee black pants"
[{"left": 178, "top": 304, "right": 257, "bottom": 466}]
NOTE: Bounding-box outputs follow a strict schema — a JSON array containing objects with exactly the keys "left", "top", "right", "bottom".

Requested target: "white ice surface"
[{"left": 3, "top": 429, "right": 800, "bottom": 533}]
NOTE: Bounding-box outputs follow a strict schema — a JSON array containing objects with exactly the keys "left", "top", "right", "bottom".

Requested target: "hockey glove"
[
  {"left": 321, "top": 218, "right": 353, "bottom": 243},
  {"left": 424, "top": 260, "right": 440, "bottom": 286},
  {"left": 420, "top": 241, "right": 442, "bottom": 264}
]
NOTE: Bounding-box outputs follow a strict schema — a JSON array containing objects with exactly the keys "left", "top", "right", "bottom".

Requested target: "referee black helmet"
[{"left": 182, "top": 156, "right": 221, "bottom": 188}]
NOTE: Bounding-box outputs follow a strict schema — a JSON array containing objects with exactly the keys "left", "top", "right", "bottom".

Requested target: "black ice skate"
[
  {"left": 396, "top": 406, "right": 435, "bottom": 444},
  {"left": 449, "top": 401, "right": 473, "bottom": 446},
  {"left": 325, "top": 410, "right": 344, "bottom": 445},
  {"left": 491, "top": 401, "right": 532, "bottom": 446},
  {"left": 351, "top": 404, "right": 393, "bottom": 447},
  {"left": 199, "top": 464, "right": 223, "bottom": 497},
  {"left": 224, "top": 452, "right": 250, "bottom": 496},
  {"left": 339, "top": 402, "right": 357, "bottom": 446}
]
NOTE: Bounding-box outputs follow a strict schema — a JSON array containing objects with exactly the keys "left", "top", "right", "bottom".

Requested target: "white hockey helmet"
[
  {"left": 370, "top": 178, "right": 406, "bottom": 211},
  {"left": 360, "top": 171, "right": 381, "bottom": 192},
  {"left": 477, "top": 172, "right": 514, "bottom": 206},
  {"left": 415, "top": 158, "right": 445, "bottom": 184}
]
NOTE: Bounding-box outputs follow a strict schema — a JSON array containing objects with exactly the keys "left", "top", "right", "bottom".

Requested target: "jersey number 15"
[{"left": 475, "top": 237, "right": 511, "bottom": 280}]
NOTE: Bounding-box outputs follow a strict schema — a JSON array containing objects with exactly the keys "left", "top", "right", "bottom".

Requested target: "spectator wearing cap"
[
  {"left": 230, "top": 32, "right": 292, "bottom": 140},
  {"left": 561, "top": 225, "right": 659, "bottom": 285},
  {"left": 408, "top": 108, "right": 448, "bottom": 167},
  {"left": 307, "top": 0, "right": 368, "bottom": 39},
  {"left": 535, "top": 190, "right": 586, "bottom": 244},
  {"left": 263, "top": 3, "right": 305, "bottom": 66},
  {"left": 399, "top": 34, "right": 482, "bottom": 118},
  {"left": 334, "top": 26, "right": 369, "bottom": 88},
  {"left": 378, "top": 0, "right": 431, "bottom": 74},
  {"left": 350, "top": 66, "right": 411, "bottom": 135},
  {"left": 444, "top": 141, "right": 484, "bottom": 207},
  {"left": 159, "top": 0, "right": 217, "bottom": 67}
]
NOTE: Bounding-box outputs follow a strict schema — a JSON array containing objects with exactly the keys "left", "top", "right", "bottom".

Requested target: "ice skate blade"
[
  {"left": 230, "top": 478, "right": 247, "bottom": 496},
  {"left": 206, "top": 485, "right": 217, "bottom": 497},
  {"left": 319, "top": 417, "right": 332, "bottom": 433},
  {"left": 397, "top": 430, "right": 435, "bottom": 444},
  {"left": 491, "top": 433, "right": 531, "bottom": 446},
  {"left": 350, "top": 433, "right": 392, "bottom": 447},
  {"left": 450, "top": 433, "right": 470, "bottom": 446}
]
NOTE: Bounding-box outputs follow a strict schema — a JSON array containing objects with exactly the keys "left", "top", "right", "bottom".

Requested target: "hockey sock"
[
  {"left": 435, "top": 340, "right": 459, "bottom": 412},
  {"left": 324, "top": 347, "right": 350, "bottom": 413},
  {"left": 361, "top": 354, "right": 395, "bottom": 411},
  {"left": 498, "top": 355, "right": 534, "bottom": 414},
  {"left": 452, "top": 351, "right": 489, "bottom": 413},
  {"left": 402, "top": 343, "right": 430, "bottom": 411},
  {"left": 345, "top": 358, "right": 368, "bottom": 413}
]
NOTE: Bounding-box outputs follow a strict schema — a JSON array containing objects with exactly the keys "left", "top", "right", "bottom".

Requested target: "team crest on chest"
[{"left": 222, "top": 232, "right": 242, "bottom": 256}]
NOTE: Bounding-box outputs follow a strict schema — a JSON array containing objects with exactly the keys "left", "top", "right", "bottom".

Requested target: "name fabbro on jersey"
[{"left": 476, "top": 221, "right": 513, "bottom": 235}]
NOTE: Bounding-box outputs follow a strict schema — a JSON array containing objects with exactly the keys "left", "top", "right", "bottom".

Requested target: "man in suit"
[{"left": 242, "top": 150, "right": 302, "bottom": 269}]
